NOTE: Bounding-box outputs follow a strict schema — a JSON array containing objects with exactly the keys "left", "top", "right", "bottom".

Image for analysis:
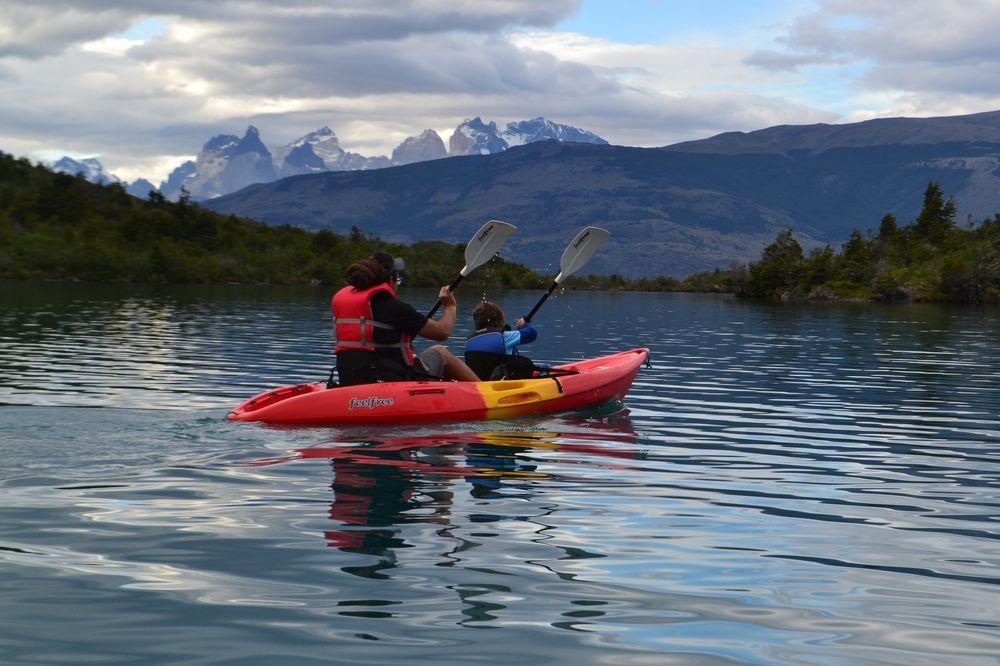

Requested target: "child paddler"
[{"left": 464, "top": 301, "right": 538, "bottom": 380}]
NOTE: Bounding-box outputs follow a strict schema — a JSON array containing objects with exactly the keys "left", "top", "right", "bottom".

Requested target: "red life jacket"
[{"left": 331, "top": 283, "right": 415, "bottom": 364}]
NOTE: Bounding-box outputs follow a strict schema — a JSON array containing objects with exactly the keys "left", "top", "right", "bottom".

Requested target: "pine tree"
[
  {"left": 745, "top": 229, "right": 804, "bottom": 297},
  {"left": 914, "top": 181, "right": 956, "bottom": 245},
  {"left": 878, "top": 213, "right": 897, "bottom": 240},
  {"left": 841, "top": 229, "right": 872, "bottom": 282}
]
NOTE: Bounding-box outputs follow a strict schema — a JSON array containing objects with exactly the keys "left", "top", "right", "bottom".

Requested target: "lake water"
[{"left": 1, "top": 282, "right": 998, "bottom": 664}]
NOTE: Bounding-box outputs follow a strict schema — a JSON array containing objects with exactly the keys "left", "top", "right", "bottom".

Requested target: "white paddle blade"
[
  {"left": 554, "top": 226, "right": 610, "bottom": 283},
  {"left": 460, "top": 220, "right": 517, "bottom": 276}
]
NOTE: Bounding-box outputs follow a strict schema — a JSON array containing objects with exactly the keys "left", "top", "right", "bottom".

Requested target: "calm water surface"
[{"left": 1, "top": 282, "right": 998, "bottom": 664}]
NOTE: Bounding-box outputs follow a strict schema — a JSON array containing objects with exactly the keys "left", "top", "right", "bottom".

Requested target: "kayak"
[{"left": 227, "top": 348, "right": 649, "bottom": 426}]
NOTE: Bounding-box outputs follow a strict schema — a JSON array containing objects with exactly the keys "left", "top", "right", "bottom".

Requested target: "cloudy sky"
[{"left": 2, "top": 0, "right": 998, "bottom": 182}]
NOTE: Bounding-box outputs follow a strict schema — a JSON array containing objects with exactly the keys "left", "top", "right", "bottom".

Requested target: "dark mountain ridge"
[
  {"left": 668, "top": 110, "right": 1000, "bottom": 155},
  {"left": 205, "top": 111, "right": 1000, "bottom": 277}
]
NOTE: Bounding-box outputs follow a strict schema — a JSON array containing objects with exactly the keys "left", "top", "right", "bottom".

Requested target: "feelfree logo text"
[{"left": 348, "top": 396, "right": 395, "bottom": 410}]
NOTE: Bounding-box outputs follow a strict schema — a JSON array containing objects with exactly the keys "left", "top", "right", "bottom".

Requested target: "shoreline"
[{"left": 4, "top": 277, "right": 995, "bottom": 306}]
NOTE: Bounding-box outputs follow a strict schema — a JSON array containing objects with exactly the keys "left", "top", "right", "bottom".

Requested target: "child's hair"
[{"left": 473, "top": 301, "right": 504, "bottom": 330}]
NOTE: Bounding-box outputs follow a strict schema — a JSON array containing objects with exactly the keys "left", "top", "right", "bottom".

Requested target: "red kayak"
[{"left": 227, "top": 348, "right": 648, "bottom": 426}]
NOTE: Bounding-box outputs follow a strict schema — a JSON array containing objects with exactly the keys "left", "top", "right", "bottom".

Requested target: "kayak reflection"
[{"left": 249, "top": 421, "right": 642, "bottom": 566}]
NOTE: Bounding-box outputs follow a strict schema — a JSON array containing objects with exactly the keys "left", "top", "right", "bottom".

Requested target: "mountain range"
[
  {"left": 448, "top": 117, "right": 606, "bottom": 156},
  {"left": 49, "top": 117, "right": 608, "bottom": 201},
  {"left": 203, "top": 110, "right": 1000, "bottom": 277},
  {"left": 52, "top": 156, "right": 156, "bottom": 198}
]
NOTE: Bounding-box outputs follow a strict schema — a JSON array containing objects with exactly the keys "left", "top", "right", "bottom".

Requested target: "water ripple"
[{"left": 1, "top": 284, "right": 998, "bottom": 663}]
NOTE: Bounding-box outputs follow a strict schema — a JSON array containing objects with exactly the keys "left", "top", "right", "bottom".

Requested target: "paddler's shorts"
[{"left": 415, "top": 347, "right": 445, "bottom": 379}]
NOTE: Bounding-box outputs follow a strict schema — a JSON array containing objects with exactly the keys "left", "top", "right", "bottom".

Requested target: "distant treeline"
[
  {"left": 0, "top": 151, "right": 543, "bottom": 289},
  {"left": 668, "top": 183, "right": 999, "bottom": 304},
  {"left": 563, "top": 271, "right": 732, "bottom": 293},
  {"left": 3, "top": 153, "right": 997, "bottom": 303},
  {"left": 568, "top": 182, "right": 1000, "bottom": 304}
]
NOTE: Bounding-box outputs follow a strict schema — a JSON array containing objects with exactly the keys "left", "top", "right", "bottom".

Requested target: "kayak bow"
[{"left": 227, "top": 348, "right": 648, "bottom": 426}]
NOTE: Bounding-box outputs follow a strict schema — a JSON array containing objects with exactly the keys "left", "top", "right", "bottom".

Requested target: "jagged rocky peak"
[
  {"left": 295, "top": 126, "right": 339, "bottom": 145},
  {"left": 148, "top": 114, "right": 610, "bottom": 202},
  {"left": 277, "top": 142, "right": 327, "bottom": 178},
  {"left": 202, "top": 133, "right": 240, "bottom": 154},
  {"left": 51, "top": 156, "right": 163, "bottom": 199},
  {"left": 52, "top": 156, "right": 119, "bottom": 184},
  {"left": 232, "top": 125, "right": 271, "bottom": 158},
  {"left": 183, "top": 125, "right": 276, "bottom": 199},
  {"left": 449, "top": 117, "right": 508, "bottom": 156},
  {"left": 447, "top": 116, "right": 608, "bottom": 155},
  {"left": 285, "top": 142, "right": 325, "bottom": 170},
  {"left": 160, "top": 160, "right": 196, "bottom": 201},
  {"left": 502, "top": 117, "right": 608, "bottom": 147},
  {"left": 200, "top": 126, "right": 270, "bottom": 160},
  {"left": 273, "top": 126, "right": 346, "bottom": 171},
  {"left": 392, "top": 129, "right": 447, "bottom": 165}
]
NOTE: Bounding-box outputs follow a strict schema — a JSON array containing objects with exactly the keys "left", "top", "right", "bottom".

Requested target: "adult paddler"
[{"left": 332, "top": 251, "right": 479, "bottom": 386}]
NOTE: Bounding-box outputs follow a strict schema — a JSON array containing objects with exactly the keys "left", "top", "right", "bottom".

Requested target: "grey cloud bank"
[
  {"left": 1, "top": 0, "right": 998, "bottom": 179},
  {"left": 749, "top": 0, "right": 1000, "bottom": 98}
]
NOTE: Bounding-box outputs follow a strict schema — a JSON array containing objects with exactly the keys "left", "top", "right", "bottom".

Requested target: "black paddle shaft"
[
  {"left": 426, "top": 274, "right": 465, "bottom": 319},
  {"left": 524, "top": 281, "right": 558, "bottom": 323}
]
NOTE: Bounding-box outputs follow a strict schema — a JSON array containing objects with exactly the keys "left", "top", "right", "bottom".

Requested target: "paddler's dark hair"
[
  {"left": 473, "top": 301, "right": 504, "bottom": 330},
  {"left": 345, "top": 251, "right": 395, "bottom": 289}
]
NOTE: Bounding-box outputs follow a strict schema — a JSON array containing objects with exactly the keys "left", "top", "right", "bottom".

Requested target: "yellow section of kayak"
[{"left": 476, "top": 377, "right": 565, "bottom": 416}]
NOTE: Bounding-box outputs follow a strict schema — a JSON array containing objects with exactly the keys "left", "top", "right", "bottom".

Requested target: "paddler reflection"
[
  {"left": 323, "top": 439, "right": 462, "bottom": 557},
  {"left": 249, "top": 423, "right": 642, "bottom": 563}
]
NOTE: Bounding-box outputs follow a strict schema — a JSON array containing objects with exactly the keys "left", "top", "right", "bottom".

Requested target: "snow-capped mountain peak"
[
  {"left": 448, "top": 117, "right": 508, "bottom": 156},
  {"left": 502, "top": 117, "right": 608, "bottom": 147},
  {"left": 274, "top": 126, "right": 345, "bottom": 172},
  {"left": 150, "top": 115, "right": 608, "bottom": 200},
  {"left": 286, "top": 127, "right": 339, "bottom": 152},
  {"left": 292, "top": 126, "right": 337, "bottom": 145},
  {"left": 178, "top": 125, "right": 277, "bottom": 199},
  {"left": 52, "top": 156, "right": 119, "bottom": 185},
  {"left": 448, "top": 116, "right": 607, "bottom": 156},
  {"left": 202, "top": 134, "right": 240, "bottom": 154},
  {"left": 283, "top": 142, "right": 326, "bottom": 173},
  {"left": 52, "top": 156, "right": 164, "bottom": 199},
  {"left": 271, "top": 126, "right": 391, "bottom": 176}
]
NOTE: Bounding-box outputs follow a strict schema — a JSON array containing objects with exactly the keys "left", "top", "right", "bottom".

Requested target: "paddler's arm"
[{"left": 417, "top": 286, "right": 457, "bottom": 341}]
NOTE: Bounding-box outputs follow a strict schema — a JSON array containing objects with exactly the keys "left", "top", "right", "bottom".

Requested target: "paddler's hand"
[
  {"left": 438, "top": 286, "right": 456, "bottom": 309},
  {"left": 516, "top": 318, "right": 526, "bottom": 329}
]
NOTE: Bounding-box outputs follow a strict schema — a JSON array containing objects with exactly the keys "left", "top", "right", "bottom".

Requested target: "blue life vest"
[{"left": 465, "top": 327, "right": 535, "bottom": 380}]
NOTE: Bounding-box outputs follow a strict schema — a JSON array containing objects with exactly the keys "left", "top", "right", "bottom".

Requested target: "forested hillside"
[
  {"left": 689, "top": 183, "right": 1000, "bottom": 303},
  {"left": 0, "top": 152, "right": 543, "bottom": 289},
  {"left": 4, "top": 154, "right": 997, "bottom": 303}
]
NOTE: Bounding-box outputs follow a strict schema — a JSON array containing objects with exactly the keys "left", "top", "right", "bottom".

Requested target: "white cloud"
[
  {"left": 3, "top": 0, "right": 993, "bottom": 183},
  {"left": 79, "top": 36, "right": 145, "bottom": 56},
  {"left": 748, "top": 0, "right": 1000, "bottom": 117},
  {"left": 511, "top": 31, "right": 788, "bottom": 92},
  {"left": 111, "top": 154, "right": 195, "bottom": 183}
]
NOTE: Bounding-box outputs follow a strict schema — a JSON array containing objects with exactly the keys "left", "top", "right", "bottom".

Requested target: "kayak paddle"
[
  {"left": 524, "top": 226, "right": 610, "bottom": 323},
  {"left": 427, "top": 219, "right": 517, "bottom": 317}
]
